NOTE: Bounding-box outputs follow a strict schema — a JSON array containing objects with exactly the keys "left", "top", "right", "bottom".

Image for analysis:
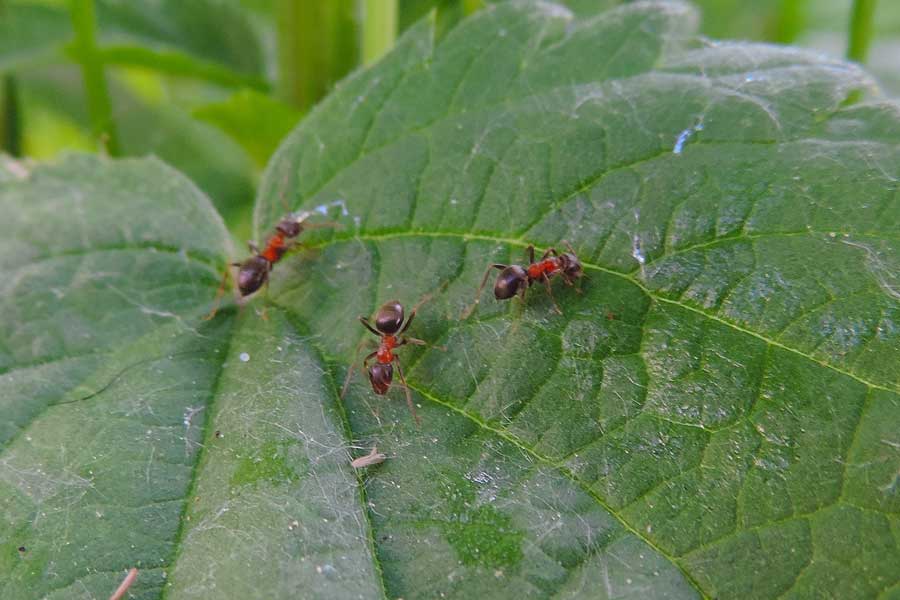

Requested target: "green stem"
[
  {"left": 1, "top": 74, "right": 22, "bottom": 157},
  {"left": 847, "top": 0, "right": 877, "bottom": 63},
  {"left": 69, "top": 0, "right": 119, "bottom": 155},
  {"left": 276, "top": 0, "right": 358, "bottom": 112},
  {"left": 362, "top": 0, "right": 397, "bottom": 65},
  {"left": 772, "top": 0, "right": 806, "bottom": 44}
]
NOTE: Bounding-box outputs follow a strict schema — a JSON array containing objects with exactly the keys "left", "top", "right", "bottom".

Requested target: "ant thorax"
[
  {"left": 527, "top": 259, "right": 559, "bottom": 280},
  {"left": 377, "top": 335, "right": 397, "bottom": 363}
]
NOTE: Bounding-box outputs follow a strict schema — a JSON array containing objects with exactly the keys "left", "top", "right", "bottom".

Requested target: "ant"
[
  {"left": 341, "top": 298, "right": 431, "bottom": 425},
  {"left": 205, "top": 210, "right": 336, "bottom": 319},
  {"left": 461, "top": 242, "right": 583, "bottom": 319}
]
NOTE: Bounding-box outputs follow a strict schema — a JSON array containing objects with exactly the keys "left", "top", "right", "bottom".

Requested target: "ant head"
[
  {"left": 275, "top": 218, "right": 302, "bottom": 238},
  {"left": 237, "top": 256, "right": 270, "bottom": 296},
  {"left": 494, "top": 265, "right": 528, "bottom": 299},
  {"left": 368, "top": 362, "right": 393, "bottom": 394},
  {"left": 560, "top": 253, "right": 583, "bottom": 279},
  {"left": 375, "top": 300, "right": 404, "bottom": 334}
]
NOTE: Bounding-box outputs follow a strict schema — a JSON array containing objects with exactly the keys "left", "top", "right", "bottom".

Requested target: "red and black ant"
[
  {"left": 341, "top": 298, "right": 431, "bottom": 425},
  {"left": 205, "top": 210, "right": 336, "bottom": 319},
  {"left": 461, "top": 242, "right": 583, "bottom": 319}
]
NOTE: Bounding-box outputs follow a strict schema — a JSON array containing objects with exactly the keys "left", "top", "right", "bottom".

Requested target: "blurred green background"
[{"left": 1, "top": 0, "right": 896, "bottom": 240}]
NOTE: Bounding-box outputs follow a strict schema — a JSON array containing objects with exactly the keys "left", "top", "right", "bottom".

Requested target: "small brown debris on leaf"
[
  {"left": 109, "top": 567, "right": 138, "bottom": 600},
  {"left": 351, "top": 446, "right": 386, "bottom": 468}
]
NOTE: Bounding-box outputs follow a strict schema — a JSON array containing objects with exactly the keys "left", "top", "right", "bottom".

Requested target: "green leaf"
[
  {"left": 0, "top": 3, "right": 71, "bottom": 73},
  {"left": 19, "top": 66, "right": 257, "bottom": 234},
  {"left": 92, "top": 45, "right": 268, "bottom": 91},
  {"left": 4, "top": 2, "right": 900, "bottom": 599},
  {"left": 193, "top": 89, "right": 302, "bottom": 167},
  {"left": 94, "top": 0, "right": 265, "bottom": 77},
  {"left": 0, "top": 0, "right": 266, "bottom": 88}
]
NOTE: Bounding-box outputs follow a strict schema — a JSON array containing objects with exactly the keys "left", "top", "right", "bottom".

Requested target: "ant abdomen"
[
  {"left": 237, "top": 256, "right": 270, "bottom": 296},
  {"left": 375, "top": 300, "right": 404, "bottom": 334},
  {"left": 368, "top": 363, "right": 393, "bottom": 394},
  {"left": 493, "top": 265, "right": 528, "bottom": 299}
]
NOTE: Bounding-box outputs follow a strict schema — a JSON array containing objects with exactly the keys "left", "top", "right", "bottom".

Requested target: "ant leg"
[
  {"left": 358, "top": 395, "right": 383, "bottom": 427},
  {"left": 359, "top": 316, "right": 381, "bottom": 336},
  {"left": 340, "top": 346, "right": 377, "bottom": 400},
  {"left": 399, "top": 291, "right": 435, "bottom": 335},
  {"left": 527, "top": 245, "right": 535, "bottom": 264},
  {"left": 460, "top": 263, "right": 507, "bottom": 320},
  {"left": 362, "top": 351, "right": 378, "bottom": 371},
  {"left": 203, "top": 270, "right": 230, "bottom": 321},
  {"left": 399, "top": 336, "right": 447, "bottom": 352},
  {"left": 514, "top": 280, "right": 529, "bottom": 307},
  {"left": 203, "top": 263, "right": 239, "bottom": 320},
  {"left": 541, "top": 274, "right": 563, "bottom": 315},
  {"left": 393, "top": 358, "right": 420, "bottom": 426},
  {"left": 280, "top": 240, "right": 309, "bottom": 260},
  {"left": 540, "top": 247, "right": 559, "bottom": 261},
  {"left": 399, "top": 313, "right": 416, "bottom": 335},
  {"left": 302, "top": 220, "right": 342, "bottom": 231},
  {"left": 560, "top": 272, "right": 584, "bottom": 294},
  {"left": 256, "top": 265, "right": 274, "bottom": 321},
  {"left": 563, "top": 240, "right": 577, "bottom": 255}
]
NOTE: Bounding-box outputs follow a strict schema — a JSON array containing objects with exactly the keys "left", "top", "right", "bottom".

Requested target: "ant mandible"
[
  {"left": 461, "top": 242, "right": 583, "bottom": 319},
  {"left": 341, "top": 298, "right": 430, "bottom": 425},
  {"left": 205, "top": 210, "right": 335, "bottom": 319}
]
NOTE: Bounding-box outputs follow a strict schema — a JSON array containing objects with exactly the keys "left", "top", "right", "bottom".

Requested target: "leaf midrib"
[{"left": 301, "top": 229, "right": 898, "bottom": 395}]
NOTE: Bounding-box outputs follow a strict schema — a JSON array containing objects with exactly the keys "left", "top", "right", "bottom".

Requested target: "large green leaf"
[{"left": 3, "top": 2, "right": 900, "bottom": 599}]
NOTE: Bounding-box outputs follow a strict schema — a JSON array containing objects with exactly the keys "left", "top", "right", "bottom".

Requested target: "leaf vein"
[{"left": 308, "top": 232, "right": 900, "bottom": 394}]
